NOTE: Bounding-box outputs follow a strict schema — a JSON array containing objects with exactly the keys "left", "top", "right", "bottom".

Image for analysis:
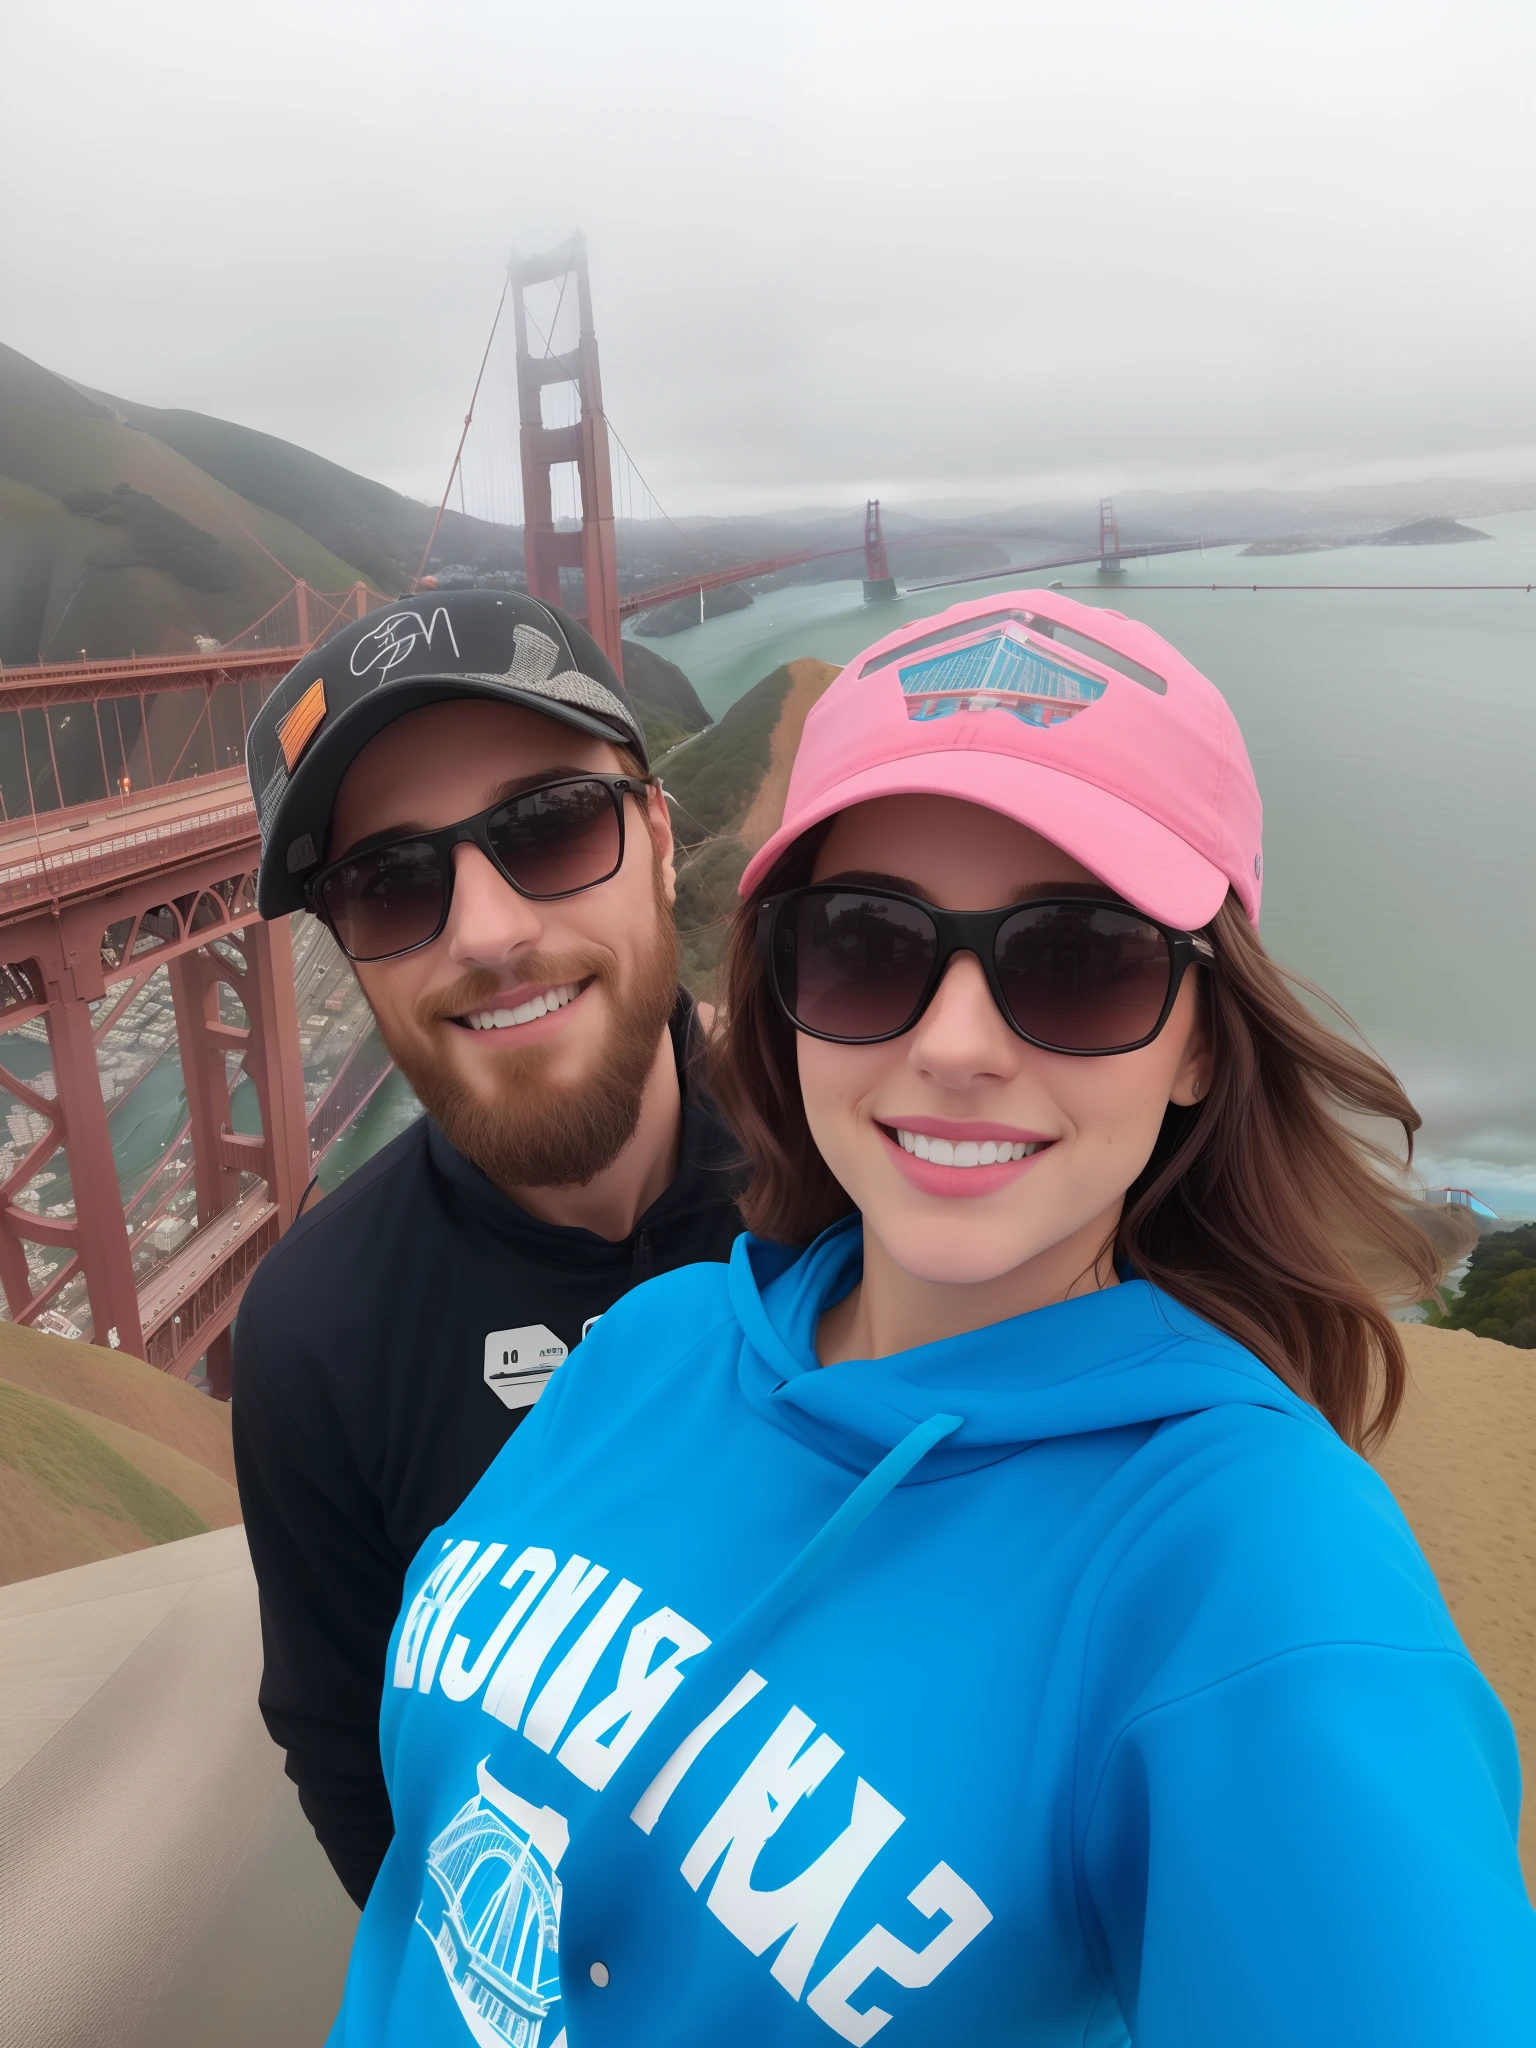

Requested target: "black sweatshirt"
[{"left": 231, "top": 999, "right": 743, "bottom": 1905}]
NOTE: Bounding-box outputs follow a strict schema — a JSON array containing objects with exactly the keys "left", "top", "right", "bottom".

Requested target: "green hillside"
[
  {"left": 665, "top": 658, "right": 840, "bottom": 993},
  {"left": 663, "top": 662, "right": 798, "bottom": 846},
  {"left": 0, "top": 342, "right": 375, "bottom": 662},
  {"left": 666, "top": 663, "right": 796, "bottom": 991},
  {"left": 0, "top": 1378, "right": 206, "bottom": 1546},
  {"left": 1428, "top": 1224, "right": 1536, "bottom": 1346},
  {"left": 621, "top": 638, "right": 712, "bottom": 755},
  {"left": 108, "top": 391, "right": 525, "bottom": 597},
  {"left": 0, "top": 1317, "right": 240, "bottom": 1584}
]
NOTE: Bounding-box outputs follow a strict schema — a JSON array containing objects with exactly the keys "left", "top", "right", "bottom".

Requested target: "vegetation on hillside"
[
  {"left": 0, "top": 1319, "right": 239, "bottom": 1583},
  {"left": 0, "top": 342, "right": 376, "bottom": 660},
  {"left": 0, "top": 1315, "right": 237, "bottom": 1469},
  {"left": 620, "top": 638, "right": 712, "bottom": 760},
  {"left": 64, "top": 484, "right": 234, "bottom": 591},
  {"left": 0, "top": 1378, "right": 206, "bottom": 1555},
  {"left": 1428, "top": 1224, "right": 1536, "bottom": 1347},
  {"left": 674, "top": 835, "right": 752, "bottom": 995},
  {"left": 1373, "top": 518, "right": 1491, "bottom": 547},
  {"left": 662, "top": 664, "right": 796, "bottom": 847},
  {"left": 108, "top": 393, "right": 521, "bottom": 596},
  {"left": 662, "top": 663, "right": 799, "bottom": 996}
]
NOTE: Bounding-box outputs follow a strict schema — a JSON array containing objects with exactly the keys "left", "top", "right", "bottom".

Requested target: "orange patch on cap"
[{"left": 277, "top": 678, "right": 327, "bottom": 770}]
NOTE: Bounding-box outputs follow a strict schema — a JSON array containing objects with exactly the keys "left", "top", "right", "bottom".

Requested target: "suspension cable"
[
  {"left": 413, "top": 278, "right": 511, "bottom": 591},
  {"left": 600, "top": 412, "right": 706, "bottom": 563}
]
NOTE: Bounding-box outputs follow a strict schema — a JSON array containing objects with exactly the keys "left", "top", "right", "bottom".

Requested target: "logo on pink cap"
[
  {"left": 897, "top": 625, "right": 1107, "bottom": 729},
  {"left": 738, "top": 589, "right": 1265, "bottom": 932}
]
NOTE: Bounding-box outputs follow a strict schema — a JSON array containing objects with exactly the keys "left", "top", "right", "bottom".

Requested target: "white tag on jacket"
[{"left": 483, "top": 1324, "right": 569, "bottom": 1410}]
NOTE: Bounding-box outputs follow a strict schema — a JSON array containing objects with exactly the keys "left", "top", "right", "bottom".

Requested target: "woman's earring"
[{"left": 1190, "top": 1079, "right": 1204, "bottom": 1101}]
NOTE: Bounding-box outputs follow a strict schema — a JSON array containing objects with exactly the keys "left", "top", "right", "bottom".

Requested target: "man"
[{"left": 232, "top": 589, "right": 743, "bottom": 1906}]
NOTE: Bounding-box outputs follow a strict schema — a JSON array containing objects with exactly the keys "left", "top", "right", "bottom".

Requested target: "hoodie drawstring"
[
  {"left": 740, "top": 1411, "right": 964, "bottom": 1644},
  {"left": 604, "top": 1411, "right": 966, "bottom": 1829}
]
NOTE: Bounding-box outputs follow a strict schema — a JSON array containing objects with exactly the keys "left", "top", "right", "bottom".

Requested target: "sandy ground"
[{"left": 1375, "top": 1323, "right": 1535, "bottom": 1883}]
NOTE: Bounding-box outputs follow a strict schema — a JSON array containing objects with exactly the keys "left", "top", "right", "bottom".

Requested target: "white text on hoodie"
[{"left": 394, "top": 1537, "right": 993, "bottom": 2042}]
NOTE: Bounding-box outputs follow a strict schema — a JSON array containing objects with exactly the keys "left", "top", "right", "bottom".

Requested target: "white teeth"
[
  {"left": 464, "top": 983, "right": 581, "bottom": 1029},
  {"left": 894, "top": 1129, "right": 1045, "bottom": 1166}
]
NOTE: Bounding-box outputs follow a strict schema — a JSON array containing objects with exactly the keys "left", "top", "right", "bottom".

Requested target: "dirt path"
[
  {"left": 1376, "top": 1323, "right": 1536, "bottom": 1885},
  {"left": 737, "top": 657, "right": 841, "bottom": 853}
]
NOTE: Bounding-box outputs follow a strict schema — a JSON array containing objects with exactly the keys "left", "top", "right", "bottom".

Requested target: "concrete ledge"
[{"left": 0, "top": 1525, "right": 356, "bottom": 2048}]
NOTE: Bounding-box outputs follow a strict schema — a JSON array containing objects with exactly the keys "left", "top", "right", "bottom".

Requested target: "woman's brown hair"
[{"left": 708, "top": 830, "right": 1467, "bottom": 1455}]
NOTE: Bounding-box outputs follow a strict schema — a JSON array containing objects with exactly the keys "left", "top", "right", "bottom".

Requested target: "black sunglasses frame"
[
  {"left": 756, "top": 885, "right": 1215, "bottom": 1056},
  {"left": 307, "top": 772, "right": 655, "bottom": 964}
]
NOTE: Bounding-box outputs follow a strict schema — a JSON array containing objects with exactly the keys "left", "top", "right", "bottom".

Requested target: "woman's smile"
[{"left": 876, "top": 1114, "right": 1056, "bottom": 1197}]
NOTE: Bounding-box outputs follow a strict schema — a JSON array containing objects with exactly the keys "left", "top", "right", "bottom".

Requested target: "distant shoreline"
[{"left": 1241, "top": 516, "right": 1493, "bottom": 557}]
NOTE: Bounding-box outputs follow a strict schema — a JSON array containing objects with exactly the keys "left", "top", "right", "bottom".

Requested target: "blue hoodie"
[{"left": 329, "top": 1221, "right": 1535, "bottom": 2047}]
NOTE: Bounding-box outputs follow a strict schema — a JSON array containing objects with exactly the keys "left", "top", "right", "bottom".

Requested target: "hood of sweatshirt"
[{"left": 729, "top": 1217, "right": 1322, "bottom": 1481}]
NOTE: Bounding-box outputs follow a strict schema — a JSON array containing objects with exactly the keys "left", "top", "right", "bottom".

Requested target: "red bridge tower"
[
  {"left": 511, "top": 235, "right": 624, "bottom": 675},
  {"left": 863, "top": 500, "right": 897, "bottom": 602},
  {"left": 1098, "top": 497, "right": 1123, "bottom": 573}
]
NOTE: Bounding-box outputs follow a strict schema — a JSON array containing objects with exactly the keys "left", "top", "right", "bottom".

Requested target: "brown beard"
[{"left": 371, "top": 863, "right": 680, "bottom": 1193}]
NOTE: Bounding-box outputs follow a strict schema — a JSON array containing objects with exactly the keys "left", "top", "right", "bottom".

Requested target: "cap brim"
[
  {"left": 738, "top": 749, "right": 1231, "bottom": 930},
  {"left": 256, "top": 674, "right": 645, "bottom": 918}
]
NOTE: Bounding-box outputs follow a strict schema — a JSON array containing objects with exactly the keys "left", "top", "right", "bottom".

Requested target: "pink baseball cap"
[{"left": 738, "top": 589, "right": 1263, "bottom": 929}]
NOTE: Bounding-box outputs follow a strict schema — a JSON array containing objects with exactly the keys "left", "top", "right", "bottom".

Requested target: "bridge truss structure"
[
  {"left": 0, "top": 607, "right": 397, "bottom": 1391},
  {"left": 0, "top": 791, "right": 297, "bottom": 1389}
]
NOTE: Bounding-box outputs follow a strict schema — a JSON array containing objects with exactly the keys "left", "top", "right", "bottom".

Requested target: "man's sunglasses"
[
  {"left": 757, "top": 886, "right": 1214, "bottom": 1055},
  {"left": 308, "top": 772, "right": 655, "bottom": 963}
]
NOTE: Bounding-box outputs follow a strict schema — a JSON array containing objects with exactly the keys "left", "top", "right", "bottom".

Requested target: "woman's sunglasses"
[
  {"left": 757, "top": 885, "right": 1214, "bottom": 1055},
  {"left": 308, "top": 772, "right": 654, "bottom": 963}
]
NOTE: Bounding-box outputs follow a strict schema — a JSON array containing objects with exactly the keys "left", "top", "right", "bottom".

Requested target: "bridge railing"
[{"left": 0, "top": 790, "right": 256, "bottom": 918}]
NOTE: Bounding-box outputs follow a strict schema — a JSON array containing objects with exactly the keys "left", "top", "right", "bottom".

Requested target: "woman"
[{"left": 329, "top": 593, "right": 1535, "bottom": 2047}]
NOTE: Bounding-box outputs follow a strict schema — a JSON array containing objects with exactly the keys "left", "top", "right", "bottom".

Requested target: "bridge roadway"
[
  {"left": 904, "top": 537, "right": 1231, "bottom": 595},
  {"left": 0, "top": 770, "right": 257, "bottom": 923},
  {"left": 136, "top": 1181, "right": 280, "bottom": 1376},
  {"left": 0, "top": 643, "right": 297, "bottom": 711}
]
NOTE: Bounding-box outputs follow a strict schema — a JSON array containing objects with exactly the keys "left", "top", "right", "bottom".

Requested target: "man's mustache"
[{"left": 413, "top": 950, "right": 615, "bottom": 1030}]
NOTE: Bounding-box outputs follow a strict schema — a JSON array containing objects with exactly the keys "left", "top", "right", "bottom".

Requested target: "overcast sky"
[{"left": 5, "top": 0, "right": 1535, "bottom": 515}]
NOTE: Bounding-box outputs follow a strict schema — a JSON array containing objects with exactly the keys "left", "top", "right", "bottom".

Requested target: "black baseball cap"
[{"left": 247, "top": 589, "right": 649, "bottom": 917}]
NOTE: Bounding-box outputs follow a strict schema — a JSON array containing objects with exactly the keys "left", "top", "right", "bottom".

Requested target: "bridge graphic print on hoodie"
[{"left": 328, "top": 1222, "right": 1534, "bottom": 2048}]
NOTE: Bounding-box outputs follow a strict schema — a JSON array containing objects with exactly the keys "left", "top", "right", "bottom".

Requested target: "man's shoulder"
[{"left": 238, "top": 1115, "right": 434, "bottom": 1334}]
